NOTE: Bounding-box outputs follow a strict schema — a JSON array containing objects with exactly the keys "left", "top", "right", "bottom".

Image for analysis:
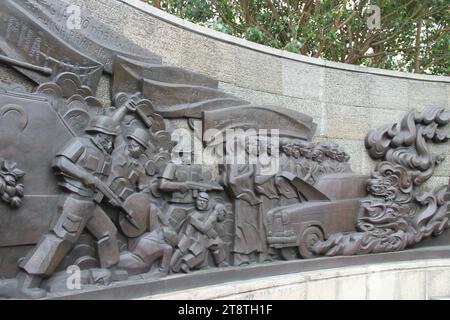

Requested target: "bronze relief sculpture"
[
  {"left": 0, "top": 158, "right": 24, "bottom": 208},
  {"left": 313, "top": 107, "right": 450, "bottom": 256},
  {"left": 0, "top": 0, "right": 448, "bottom": 299}
]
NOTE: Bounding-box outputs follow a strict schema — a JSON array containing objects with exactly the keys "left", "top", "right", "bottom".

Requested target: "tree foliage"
[{"left": 145, "top": 0, "right": 449, "bottom": 75}]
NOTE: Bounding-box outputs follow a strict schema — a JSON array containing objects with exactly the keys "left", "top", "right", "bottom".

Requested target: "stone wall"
[
  {"left": 141, "top": 259, "right": 450, "bottom": 300},
  {"left": 0, "top": 0, "right": 448, "bottom": 188}
]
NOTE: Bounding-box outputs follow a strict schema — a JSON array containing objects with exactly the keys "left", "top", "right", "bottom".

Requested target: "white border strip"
[{"left": 121, "top": 0, "right": 449, "bottom": 83}]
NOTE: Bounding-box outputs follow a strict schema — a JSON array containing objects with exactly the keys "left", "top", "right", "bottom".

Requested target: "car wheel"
[
  {"left": 279, "top": 247, "right": 298, "bottom": 260},
  {"left": 298, "top": 226, "right": 324, "bottom": 259}
]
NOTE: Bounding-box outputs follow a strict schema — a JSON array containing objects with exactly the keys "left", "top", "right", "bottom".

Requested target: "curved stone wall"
[
  {"left": 1, "top": 0, "right": 446, "bottom": 188},
  {"left": 142, "top": 259, "right": 450, "bottom": 300}
]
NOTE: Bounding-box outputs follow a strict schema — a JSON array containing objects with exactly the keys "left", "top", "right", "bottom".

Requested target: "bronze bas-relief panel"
[{"left": 0, "top": 0, "right": 448, "bottom": 299}]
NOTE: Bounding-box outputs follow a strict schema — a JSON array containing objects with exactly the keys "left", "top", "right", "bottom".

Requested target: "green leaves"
[
  {"left": 207, "top": 19, "right": 234, "bottom": 34},
  {"left": 284, "top": 40, "right": 302, "bottom": 53},
  {"left": 144, "top": 0, "right": 449, "bottom": 75}
]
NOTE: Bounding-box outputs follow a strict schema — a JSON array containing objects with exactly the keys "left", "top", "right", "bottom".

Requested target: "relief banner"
[
  {"left": 0, "top": 0, "right": 103, "bottom": 88},
  {"left": 15, "top": 0, "right": 162, "bottom": 73}
]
